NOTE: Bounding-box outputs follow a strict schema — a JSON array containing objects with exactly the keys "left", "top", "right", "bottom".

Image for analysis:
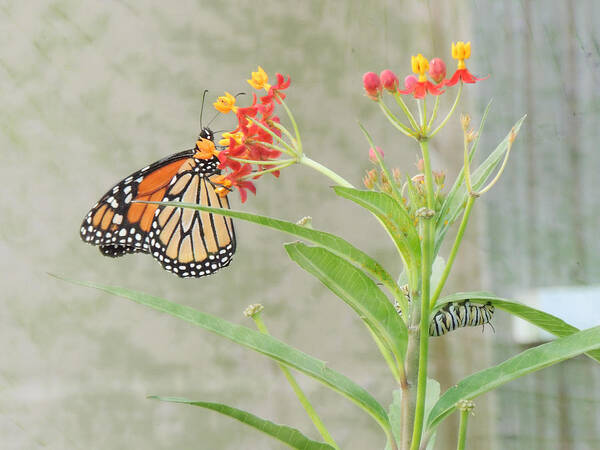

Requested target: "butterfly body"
[{"left": 80, "top": 128, "right": 236, "bottom": 278}]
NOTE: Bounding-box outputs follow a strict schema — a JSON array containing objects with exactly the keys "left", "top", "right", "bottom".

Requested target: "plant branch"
[
  {"left": 410, "top": 139, "right": 435, "bottom": 450},
  {"left": 299, "top": 155, "right": 354, "bottom": 188},
  {"left": 429, "top": 83, "right": 463, "bottom": 138},
  {"left": 430, "top": 195, "right": 475, "bottom": 308},
  {"left": 392, "top": 92, "right": 420, "bottom": 130}
]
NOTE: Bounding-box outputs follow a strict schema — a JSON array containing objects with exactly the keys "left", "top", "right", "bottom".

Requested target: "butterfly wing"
[
  {"left": 147, "top": 164, "right": 235, "bottom": 278},
  {"left": 80, "top": 149, "right": 236, "bottom": 278}
]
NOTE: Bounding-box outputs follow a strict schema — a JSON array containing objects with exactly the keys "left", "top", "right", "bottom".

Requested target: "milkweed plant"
[{"left": 65, "top": 41, "right": 600, "bottom": 450}]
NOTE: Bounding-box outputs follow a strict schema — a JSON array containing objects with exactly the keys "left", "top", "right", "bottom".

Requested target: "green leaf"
[
  {"left": 150, "top": 396, "right": 335, "bottom": 449},
  {"left": 53, "top": 275, "right": 391, "bottom": 436},
  {"left": 434, "top": 114, "right": 526, "bottom": 256},
  {"left": 285, "top": 243, "right": 408, "bottom": 363},
  {"left": 435, "top": 291, "right": 600, "bottom": 363},
  {"left": 332, "top": 187, "right": 421, "bottom": 290},
  {"left": 426, "top": 325, "right": 600, "bottom": 430},
  {"left": 388, "top": 389, "right": 403, "bottom": 446},
  {"left": 149, "top": 202, "right": 406, "bottom": 313}
]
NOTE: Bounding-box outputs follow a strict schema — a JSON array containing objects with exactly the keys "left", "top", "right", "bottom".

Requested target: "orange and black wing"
[
  {"left": 80, "top": 150, "right": 235, "bottom": 278},
  {"left": 147, "top": 168, "right": 235, "bottom": 277}
]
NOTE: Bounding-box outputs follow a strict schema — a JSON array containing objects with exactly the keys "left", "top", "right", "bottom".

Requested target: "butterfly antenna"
[
  {"left": 206, "top": 110, "right": 221, "bottom": 128},
  {"left": 199, "top": 89, "right": 209, "bottom": 129}
]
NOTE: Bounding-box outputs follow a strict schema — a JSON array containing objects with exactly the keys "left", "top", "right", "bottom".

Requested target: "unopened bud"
[
  {"left": 509, "top": 127, "right": 517, "bottom": 144},
  {"left": 244, "top": 303, "right": 264, "bottom": 318},
  {"left": 415, "top": 207, "right": 435, "bottom": 218},
  {"left": 466, "top": 130, "right": 478, "bottom": 143},
  {"left": 412, "top": 173, "right": 425, "bottom": 184},
  {"left": 433, "top": 170, "right": 446, "bottom": 186},
  {"left": 369, "top": 146, "right": 384, "bottom": 163},
  {"left": 457, "top": 399, "right": 475, "bottom": 415},
  {"left": 404, "top": 75, "right": 418, "bottom": 91},
  {"left": 460, "top": 114, "right": 471, "bottom": 131},
  {"left": 363, "top": 169, "right": 377, "bottom": 189},
  {"left": 380, "top": 69, "right": 399, "bottom": 92},
  {"left": 428, "top": 58, "right": 446, "bottom": 84},
  {"left": 392, "top": 168, "right": 402, "bottom": 184},
  {"left": 296, "top": 216, "right": 313, "bottom": 228},
  {"left": 363, "top": 72, "right": 382, "bottom": 100}
]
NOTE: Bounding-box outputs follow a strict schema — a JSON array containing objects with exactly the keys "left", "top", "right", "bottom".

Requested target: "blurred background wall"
[{"left": 1, "top": 1, "right": 598, "bottom": 449}]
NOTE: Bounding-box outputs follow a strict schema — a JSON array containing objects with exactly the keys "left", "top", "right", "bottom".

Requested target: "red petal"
[
  {"left": 444, "top": 70, "right": 462, "bottom": 87},
  {"left": 413, "top": 83, "right": 427, "bottom": 99}
]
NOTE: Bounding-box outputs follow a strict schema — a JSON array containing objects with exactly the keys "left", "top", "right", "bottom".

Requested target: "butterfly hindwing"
[{"left": 147, "top": 161, "right": 236, "bottom": 278}]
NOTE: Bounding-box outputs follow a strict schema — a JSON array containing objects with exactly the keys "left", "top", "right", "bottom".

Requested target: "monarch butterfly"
[
  {"left": 80, "top": 127, "right": 235, "bottom": 278},
  {"left": 393, "top": 298, "right": 495, "bottom": 337},
  {"left": 429, "top": 301, "right": 495, "bottom": 337}
]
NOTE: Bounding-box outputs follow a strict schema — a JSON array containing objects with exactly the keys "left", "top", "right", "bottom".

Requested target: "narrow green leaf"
[
  {"left": 332, "top": 187, "right": 421, "bottom": 287},
  {"left": 435, "top": 101, "right": 492, "bottom": 237},
  {"left": 434, "top": 114, "right": 526, "bottom": 256},
  {"left": 435, "top": 291, "right": 600, "bottom": 363},
  {"left": 388, "top": 389, "right": 403, "bottom": 446},
  {"left": 53, "top": 275, "right": 391, "bottom": 435},
  {"left": 149, "top": 396, "right": 334, "bottom": 450},
  {"left": 148, "top": 202, "right": 406, "bottom": 310},
  {"left": 426, "top": 325, "right": 600, "bottom": 430},
  {"left": 285, "top": 243, "right": 408, "bottom": 363}
]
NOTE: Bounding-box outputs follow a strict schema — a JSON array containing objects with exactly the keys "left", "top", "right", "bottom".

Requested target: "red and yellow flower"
[
  {"left": 398, "top": 54, "right": 444, "bottom": 99},
  {"left": 445, "top": 41, "right": 487, "bottom": 86},
  {"left": 214, "top": 67, "right": 292, "bottom": 202}
]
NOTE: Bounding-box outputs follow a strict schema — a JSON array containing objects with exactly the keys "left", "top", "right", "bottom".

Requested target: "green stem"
[
  {"left": 429, "top": 83, "right": 463, "bottom": 138},
  {"left": 427, "top": 96, "right": 440, "bottom": 131},
  {"left": 378, "top": 100, "right": 417, "bottom": 138},
  {"left": 271, "top": 121, "right": 298, "bottom": 149},
  {"left": 393, "top": 92, "right": 420, "bottom": 130},
  {"left": 299, "top": 155, "right": 354, "bottom": 188},
  {"left": 456, "top": 409, "right": 469, "bottom": 450},
  {"left": 410, "top": 139, "right": 435, "bottom": 450},
  {"left": 246, "top": 116, "right": 297, "bottom": 155},
  {"left": 252, "top": 313, "right": 340, "bottom": 450},
  {"left": 430, "top": 195, "right": 475, "bottom": 308},
  {"left": 277, "top": 96, "right": 303, "bottom": 153},
  {"left": 239, "top": 161, "right": 295, "bottom": 180},
  {"left": 463, "top": 128, "right": 474, "bottom": 195},
  {"left": 421, "top": 98, "right": 427, "bottom": 130},
  {"left": 256, "top": 138, "right": 297, "bottom": 157}
]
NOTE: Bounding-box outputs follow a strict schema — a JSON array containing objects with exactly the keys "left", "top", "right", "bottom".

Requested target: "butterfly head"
[
  {"left": 194, "top": 127, "right": 218, "bottom": 160},
  {"left": 198, "top": 127, "right": 214, "bottom": 142}
]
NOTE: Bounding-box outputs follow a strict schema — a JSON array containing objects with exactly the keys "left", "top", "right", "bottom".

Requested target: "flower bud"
[
  {"left": 363, "top": 72, "right": 382, "bottom": 100},
  {"left": 363, "top": 169, "right": 377, "bottom": 189},
  {"left": 428, "top": 58, "right": 446, "bottom": 83},
  {"left": 369, "top": 146, "right": 384, "bottom": 163},
  {"left": 404, "top": 75, "right": 418, "bottom": 91},
  {"left": 380, "top": 69, "right": 399, "bottom": 92},
  {"left": 433, "top": 170, "right": 446, "bottom": 186}
]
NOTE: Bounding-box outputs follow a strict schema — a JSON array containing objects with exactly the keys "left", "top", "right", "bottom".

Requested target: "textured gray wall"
[{"left": 2, "top": 1, "right": 598, "bottom": 449}]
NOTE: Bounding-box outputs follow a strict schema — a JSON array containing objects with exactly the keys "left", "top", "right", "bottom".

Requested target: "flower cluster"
[
  {"left": 362, "top": 41, "right": 485, "bottom": 100},
  {"left": 212, "top": 67, "right": 292, "bottom": 202}
]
